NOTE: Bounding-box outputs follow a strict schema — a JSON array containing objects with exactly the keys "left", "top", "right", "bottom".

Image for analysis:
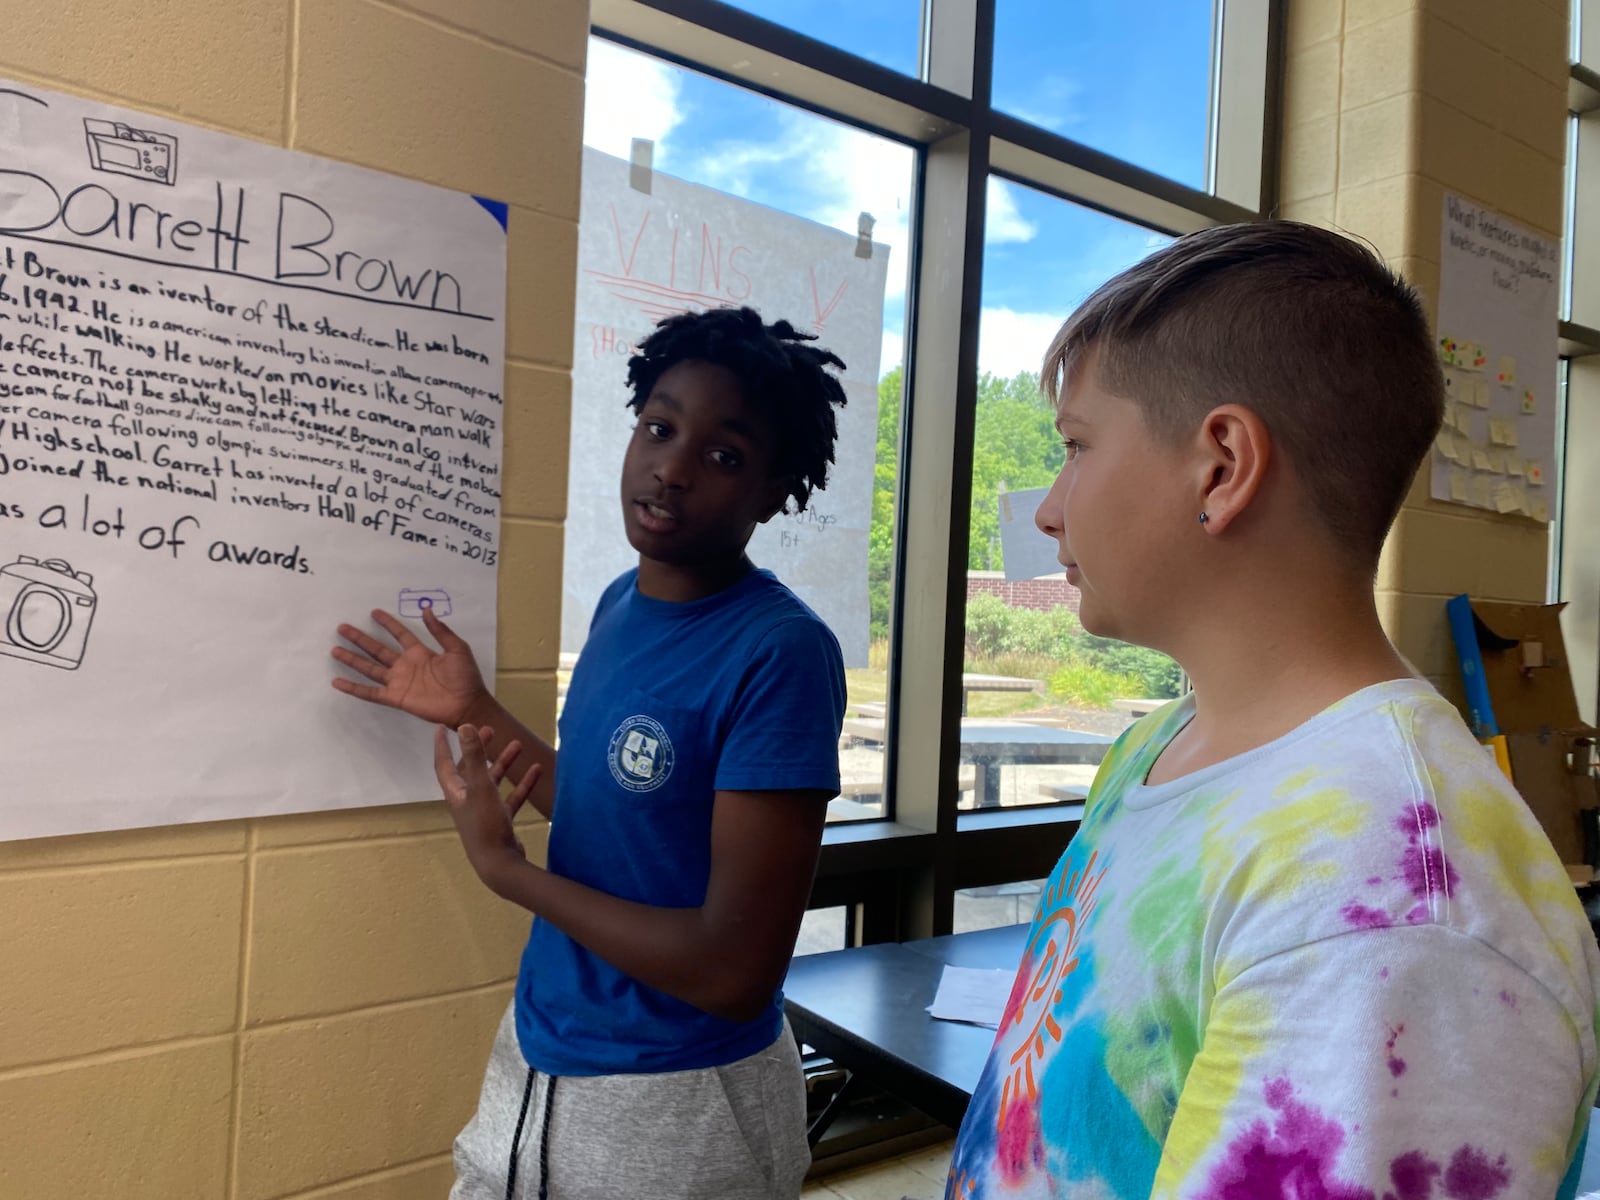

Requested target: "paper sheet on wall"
[
  {"left": 564, "top": 147, "right": 891, "bottom": 666},
  {"left": 1431, "top": 194, "right": 1559, "bottom": 520},
  {"left": 0, "top": 81, "right": 507, "bottom": 841}
]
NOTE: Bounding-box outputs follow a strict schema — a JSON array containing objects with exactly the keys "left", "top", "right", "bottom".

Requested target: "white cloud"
[
  {"left": 583, "top": 40, "right": 684, "bottom": 165},
  {"left": 977, "top": 307, "right": 1066, "bottom": 379},
  {"left": 879, "top": 327, "right": 904, "bottom": 378},
  {"left": 688, "top": 140, "right": 795, "bottom": 198},
  {"left": 1006, "top": 76, "right": 1086, "bottom": 136},
  {"left": 687, "top": 111, "right": 917, "bottom": 306},
  {"left": 985, "top": 179, "right": 1037, "bottom": 244}
]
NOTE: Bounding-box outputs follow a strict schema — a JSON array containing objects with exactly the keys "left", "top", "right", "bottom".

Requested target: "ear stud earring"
[{"left": 1198, "top": 512, "right": 1210, "bottom": 526}]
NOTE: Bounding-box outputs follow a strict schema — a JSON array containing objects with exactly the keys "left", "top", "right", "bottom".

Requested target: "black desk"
[{"left": 783, "top": 923, "right": 1029, "bottom": 1137}]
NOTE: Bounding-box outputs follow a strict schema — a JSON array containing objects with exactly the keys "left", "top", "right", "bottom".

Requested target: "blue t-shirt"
[{"left": 514, "top": 567, "right": 847, "bottom": 1076}]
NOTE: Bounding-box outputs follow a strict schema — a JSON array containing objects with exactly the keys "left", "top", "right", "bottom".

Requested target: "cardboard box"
[{"left": 1447, "top": 596, "right": 1600, "bottom": 866}]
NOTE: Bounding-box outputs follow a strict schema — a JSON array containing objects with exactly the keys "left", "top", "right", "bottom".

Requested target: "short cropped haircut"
[
  {"left": 626, "top": 306, "right": 848, "bottom": 514},
  {"left": 1042, "top": 221, "right": 1445, "bottom": 568}
]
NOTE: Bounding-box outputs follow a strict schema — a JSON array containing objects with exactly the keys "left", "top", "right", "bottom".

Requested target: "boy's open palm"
[
  {"left": 435, "top": 724, "right": 538, "bottom": 885},
  {"left": 331, "top": 608, "right": 487, "bottom": 727}
]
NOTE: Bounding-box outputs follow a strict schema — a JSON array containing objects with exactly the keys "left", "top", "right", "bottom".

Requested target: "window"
[
  {"left": 961, "top": 184, "right": 1181, "bottom": 812},
  {"left": 992, "top": 0, "right": 1216, "bottom": 190},
  {"left": 1556, "top": 0, "right": 1600, "bottom": 725},
  {"left": 570, "top": 38, "right": 915, "bottom": 822},
  {"left": 955, "top": 877, "right": 1049, "bottom": 933},
  {"left": 718, "top": 0, "right": 923, "bottom": 76},
  {"left": 583, "top": 0, "right": 1273, "bottom": 937},
  {"left": 795, "top": 905, "right": 853, "bottom": 955}
]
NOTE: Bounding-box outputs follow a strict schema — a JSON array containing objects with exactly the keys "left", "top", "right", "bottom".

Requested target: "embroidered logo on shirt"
[{"left": 608, "top": 715, "right": 675, "bottom": 792}]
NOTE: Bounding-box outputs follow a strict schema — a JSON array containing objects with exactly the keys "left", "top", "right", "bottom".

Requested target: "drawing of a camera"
[{"left": 398, "top": 588, "right": 452, "bottom": 618}]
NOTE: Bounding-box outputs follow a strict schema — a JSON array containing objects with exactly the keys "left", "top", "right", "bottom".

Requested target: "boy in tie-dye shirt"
[{"left": 947, "top": 223, "right": 1600, "bottom": 1200}]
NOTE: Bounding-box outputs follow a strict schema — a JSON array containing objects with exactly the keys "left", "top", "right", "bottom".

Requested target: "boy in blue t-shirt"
[{"left": 331, "top": 307, "right": 849, "bottom": 1199}]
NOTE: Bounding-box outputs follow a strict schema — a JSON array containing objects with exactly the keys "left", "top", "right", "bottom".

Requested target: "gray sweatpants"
[{"left": 449, "top": 1002, "right": 811, "bottom": 1200}]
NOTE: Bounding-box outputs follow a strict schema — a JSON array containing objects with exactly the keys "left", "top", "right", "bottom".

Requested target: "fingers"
[
  {"left": 487, "top": 738, "right": 519, "bottom": 787},
  {"left": 454, "top": 724, "right": 493, "bottom": 790},
  {"left": 505, "top": 761, "right": 541, "bottom": 822},
  {"left": 330, "top": 645, "right": 388, "bottom": 685},
  {"left": 331, "top": 676, "right": 394, "bottom": 706},
  {"left": 432, "top": 725, "right": 464, "bottom": 801},
  {"left": 422, "top": 606, "right": 469, "bottom": 651},
  {"left": 371, "top": 609, "right": 422, "bottom": 650},
  {"left": 335, "top": 622, "right": 400, "bottom": 667}
]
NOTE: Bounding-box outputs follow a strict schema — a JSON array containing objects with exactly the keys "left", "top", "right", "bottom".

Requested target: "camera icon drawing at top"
[{"left": 399, "top": 588, "right": 452, "bottom": 619}]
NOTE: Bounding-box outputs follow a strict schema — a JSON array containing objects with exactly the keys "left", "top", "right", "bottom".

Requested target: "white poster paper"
[
  {"left": 0, "top": 81, "right": 508, "bottom": 840},
  {"left": 1432, "top": 194, "right": 1559, "bottom": 522},
  {"left": 996, "top": 485, "right": 1066, "bottom": 581},
  {"left": 564, "top": 147, "right": 891, "bottom": 666}
]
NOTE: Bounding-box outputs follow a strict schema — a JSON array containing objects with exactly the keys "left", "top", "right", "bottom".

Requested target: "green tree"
[
  {"left": 969, "top": 370, "right": 1063, "bottom": 570},
  {"left": 867, "top": 367, "right": 902, "bottom": 640},
  {"left": 867, "top": 367, "right": 1065, "bottom": 635}
]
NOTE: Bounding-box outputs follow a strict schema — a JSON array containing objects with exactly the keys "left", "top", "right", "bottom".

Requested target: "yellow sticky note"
[
  {"left": 1473, "top": 379, "right": 1493, "bottom": 408},
  {"left": 1450, "top": 470, "right": 1470, "bottom": 503},
  {"left": 1472, "top": 475, "right": 1493, "bottom": 508},
  {"left": 1493, "top": 481, "right": 1523, "bottom": 514},
  {"left": 1434, "top": 431, "right": 1457, "bottom": 462},
  {"left": 1521, "top": 389, "right": 1537, "bottom": 415},
  {"left": 1472, "top": 448, "right": 1493, "bottom": 471},
  {"left": 1507, "top": 456, "right": 1526, "bottom": 477},
  {"left": 1497, "top": 356, "right": 1516, "bottom": 386},
  {"left": 1501, "top": 420, "right": 1518, "bottom": 448},
  {"left": 1531, "top": 498, "right": 1550, "bottom": 522},
  {"left": 1487, "top": 448, "right": 1507, "bottom": 473},
  {"left": 1526, "top": 461, "right": 1546, "bottom": 486}
]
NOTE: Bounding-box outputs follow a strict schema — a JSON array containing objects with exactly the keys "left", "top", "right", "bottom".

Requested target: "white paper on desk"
[{"left": 927, "top": 966, "right": 1014, "bottom": 1029}]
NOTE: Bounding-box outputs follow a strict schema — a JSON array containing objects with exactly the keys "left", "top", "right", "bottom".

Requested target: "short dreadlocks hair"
[{"left": 625, "top": 306, "right": 848, "bottom": 514}]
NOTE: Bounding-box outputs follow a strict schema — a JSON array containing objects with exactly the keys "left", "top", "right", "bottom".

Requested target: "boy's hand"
[
  {"left": 435, "top": 723, "right": 541, "bottom": 889},
  {"left": 331, "top": 608, "right": 489, "bottom": 727}
]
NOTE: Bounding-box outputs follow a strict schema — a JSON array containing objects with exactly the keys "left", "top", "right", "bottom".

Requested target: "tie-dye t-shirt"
[{"left": 946, "top": 679, "right": 1600, "bottom": 1200}]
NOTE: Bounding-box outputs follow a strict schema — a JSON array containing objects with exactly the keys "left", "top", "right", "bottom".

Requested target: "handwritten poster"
[
  {"left": 0, "top": 81, "right": 507, "bottom": 840},
  {"left": 1432, "top": 193, "right": 1559, "bottom": 521},
  {"left": 564, "top": 147, "right": 890, "bottom": 665}
]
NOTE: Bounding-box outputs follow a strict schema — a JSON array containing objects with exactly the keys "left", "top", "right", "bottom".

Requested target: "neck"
[
  {"left": 1152, "top": 554, "right": 1412, "bottom": 780},
  {"left": 635, "top": 552, "right": 756, "bottom": 603}
]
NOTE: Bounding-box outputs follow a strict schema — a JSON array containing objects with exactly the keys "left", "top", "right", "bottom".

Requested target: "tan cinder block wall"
[
  {"left": 0, "top": 3, "right": 584, "bottom": 1197},
  {"left": 1279, "top": 0, "right": 1569, "bottom": 702}
]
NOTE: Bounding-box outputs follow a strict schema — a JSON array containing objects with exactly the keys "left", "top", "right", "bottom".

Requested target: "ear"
[{"left": 1194, "top": 404, "right": 1270, "bottom": 534}]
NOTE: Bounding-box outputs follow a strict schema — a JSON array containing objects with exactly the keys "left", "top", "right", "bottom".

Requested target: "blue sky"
[{"left": 582, "top": 3, "right": 1214, "bottom": 378}]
